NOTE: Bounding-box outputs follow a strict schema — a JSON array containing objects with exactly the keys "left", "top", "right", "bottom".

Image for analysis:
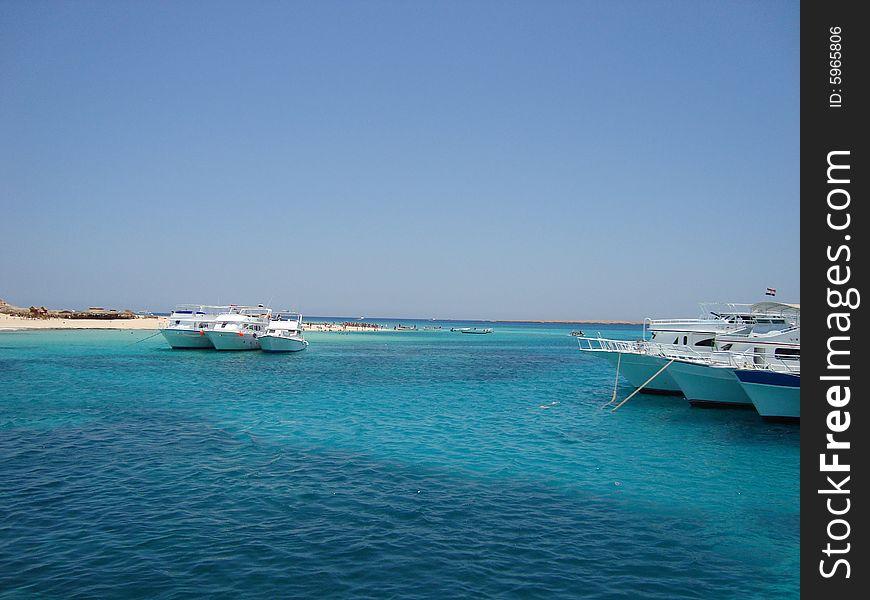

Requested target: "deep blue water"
[{"left": 0, "top": 323, "right": 798, "bottom": 598}]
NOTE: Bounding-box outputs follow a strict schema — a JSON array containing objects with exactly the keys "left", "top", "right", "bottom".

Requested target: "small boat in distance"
[
  {"left": 453, "top": 327, "right": 493, "bottom": 334},
  {"left": 161, "top": 304, "right": 229, "bottom": 349},
  {"left": 259, "top": 312, "right": 309, "bottom": 353},
  {"left": 570, "top": 330, "right": 584, "bottom": 337},
  {"left": 206, "top": 305, "right": 272, "bottom": 350}
]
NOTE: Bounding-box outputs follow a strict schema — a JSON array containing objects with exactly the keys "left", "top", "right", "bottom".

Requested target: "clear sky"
[{"left": 1, "top": 1, "right": 799, "bottom": 320}]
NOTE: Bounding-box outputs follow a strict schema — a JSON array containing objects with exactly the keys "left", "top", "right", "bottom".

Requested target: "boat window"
[
  {"left": 683, "top": 336, "right": 688, "bottom": 345},
  {"left": 774, "top": 348, "right": 801, "bottom": 360},
  {"left": 694, "top": 338, "right": 715, "bottom": 347},
  {"left": 720, "top": 343, "right": 733, "bottom": 351},
  {"left": 673, "top": 337, "right": 679, "bottom": 344}
]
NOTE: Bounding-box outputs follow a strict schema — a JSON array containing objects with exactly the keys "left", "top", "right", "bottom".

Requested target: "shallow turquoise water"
[{"left": 0, "top": 324, "right": 798, "bottom": 598}]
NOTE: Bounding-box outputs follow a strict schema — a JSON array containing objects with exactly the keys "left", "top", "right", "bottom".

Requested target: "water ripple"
[{"left": 0, "top": 327, "right": 798, "bottom": 598}]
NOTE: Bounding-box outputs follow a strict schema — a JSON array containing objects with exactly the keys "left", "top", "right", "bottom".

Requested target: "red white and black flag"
[{"left": 765, "top": 287, "right": 776, "bottom": 296}]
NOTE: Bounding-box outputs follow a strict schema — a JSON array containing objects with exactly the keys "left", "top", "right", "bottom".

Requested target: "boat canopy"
[
  {"left": 750, "top": 302, "right": 800, "bottom": 314},
  {"left": 269, "top": 312, "right": 302, "bottom": 329}
]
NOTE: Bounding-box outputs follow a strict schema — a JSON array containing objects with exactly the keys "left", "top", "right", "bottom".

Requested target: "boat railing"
[
  {"left": 578, "top": 335, "right": 800, "bottom": 373},
  {"left": 698, "top": 302, "right": 756, "bottom": 315},
  {"left": 577, "top": 336, "right": 643, "bottom": 353},
  {"left": 577, "top": 336, "right": 692, "bottom": 358},
  {"left": 715, "top": 324, "right": 801, "bottom": 344},
  {"left": 214, "top": 305, "right": 272, "bottom": 318},
  {"left": 665, "top": 347, "right": 801, "bottom": 374},
  {"left": 170, "top": 304, "right": 241, "bottom": 317},
  {"left": 642, "top": 302, "right": 799, "bottom": 337},
  {"left": 273, "top": 311, "right": 303, "bottom": 322}
]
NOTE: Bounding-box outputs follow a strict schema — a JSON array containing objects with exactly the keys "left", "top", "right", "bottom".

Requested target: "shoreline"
[
  {"left": 0, "top": 314, "right": 643, "bottom": 332},
  {"left": 0, "top": 315, "right": 167, "bottom": 331},
  {"left": 2, "top": 308, "right": 646, "bottom": 333},
  {"left": 494, "top": 319, "right": 643, "bottom": 325}
]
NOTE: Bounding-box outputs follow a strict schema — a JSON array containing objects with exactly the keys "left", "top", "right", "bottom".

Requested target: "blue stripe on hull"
[
  {"left": 734, "top": 370, "right": 800, "bottom": 388},
  {"left": 735, "top": 370, "right": 800, "bottom": 420}
]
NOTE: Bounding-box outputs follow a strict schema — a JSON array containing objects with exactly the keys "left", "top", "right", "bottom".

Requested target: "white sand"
[{"left": 0, "top": 314, "right": 167, "bottom": 331}]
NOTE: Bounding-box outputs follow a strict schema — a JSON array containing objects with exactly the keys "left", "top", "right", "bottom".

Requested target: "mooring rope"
[
  {"left": 610, "top": 358, "right": 675, "bottom": 412},
  {"left": 126, "top": 330, "right": 163, "bottom": 345},
  {"left": 601, "top": 352, "right": 623, "bottom": 409}
]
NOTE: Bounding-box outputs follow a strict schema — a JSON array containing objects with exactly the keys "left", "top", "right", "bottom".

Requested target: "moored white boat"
[
  {"left": 663, "top": 318, "right": 800, "bottom": 408},
  {"left": 579, "top": 338, "right": 683, "bottom": 394},
  {"left": 206, "top": 306, "right": 272, "bottom": 350},
  {"left": 666, "top": 358, "right": 752, "bottom": 407},
  {"left": 578, "top": 302, "right": 799, "bottom": 396},
  {"left": 160, "top": 304, "right": 229, "bottom": 349},
  {"left": 259, "top": 312, "right": 309, "bottom": 353}
]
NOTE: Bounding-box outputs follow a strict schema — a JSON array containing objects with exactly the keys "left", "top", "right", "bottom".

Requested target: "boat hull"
[
  {"left": 735, "top": 370, "right": 800, "bottom": 421},
  {"left": 206, "top": 330, "right": 262, "bottom": 351},
  {"left": 161, "top": 328, "right": 214, "bottom": 349},
  {"left": 259, "top": 335, "right": 308, "bottom": 352},
  {"left": 598, "top": 351, "right": 683, "bottom": 394},
  {"left": 667, "top": 360, "right": 752, "bottom": 408}
]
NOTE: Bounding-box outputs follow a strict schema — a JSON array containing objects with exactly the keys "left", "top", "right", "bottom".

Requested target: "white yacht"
[
  {"left": 577, "top": 302, "right": 798, "bottom": 395},
  {"left": 259, "top": 312, "right": 309, "bottom": 353},
  {"left": 205, "top": 305, "right": 272, "bottom": 351},
  {"left": 650, "top": 303, "right": 798, "bottom": 408},
  {"left": 160, "top": 304, "right": 229, "bottom": 349},
  {"left": 664, "top": 322, "right": 800, "bottom": 408}
]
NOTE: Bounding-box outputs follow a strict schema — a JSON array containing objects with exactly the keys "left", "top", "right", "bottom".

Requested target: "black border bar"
[{"left": 801, "top": 1, "right": 868, "bottom": 596}]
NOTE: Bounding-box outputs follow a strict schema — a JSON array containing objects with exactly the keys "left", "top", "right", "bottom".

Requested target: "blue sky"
[{"left": 0, "top": 1, "right": 799, "bottom": 320}]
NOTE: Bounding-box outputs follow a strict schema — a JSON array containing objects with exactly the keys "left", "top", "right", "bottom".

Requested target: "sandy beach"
[{"left": 0, "top": 314, "right": 167, "bottom": 331}]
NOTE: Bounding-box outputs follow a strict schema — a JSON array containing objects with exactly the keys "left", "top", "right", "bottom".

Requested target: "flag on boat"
[{"left": 765, "top": 287, "right": 776, "bottom": 296}]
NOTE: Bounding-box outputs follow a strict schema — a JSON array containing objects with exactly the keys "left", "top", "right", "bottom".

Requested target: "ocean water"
[{"left": 0, "top": 323, "right": 798, "bottom": 598}]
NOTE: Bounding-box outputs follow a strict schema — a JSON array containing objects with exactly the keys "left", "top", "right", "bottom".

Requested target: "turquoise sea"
[{"left": 0, "top": 321, "right": 798, "bottom": 598}]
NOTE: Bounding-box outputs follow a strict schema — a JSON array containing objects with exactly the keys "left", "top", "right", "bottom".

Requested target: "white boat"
[
  {"left": 259, "top": 312, "right": 309, "bottom": 353},
  {"left": 665, "top": 318, "right": 800, "bottom": 408},
  {"left": 734, "top": 368, "right": 800, "bottom": 422},
  {"left": 578, "top": 338, "right": 684, "bottom": 393},
  {"left": 205, "top": 305, "right": 272, "bottom": 351},
  {"left": 577, "top": 302, "right": 798, "bottom": 395},
  {"left": 666, "top": 358, "right": 752, "bottom": 407},
  {"left": 160, "top": 304, "right": 229, "bottom": 349}
]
